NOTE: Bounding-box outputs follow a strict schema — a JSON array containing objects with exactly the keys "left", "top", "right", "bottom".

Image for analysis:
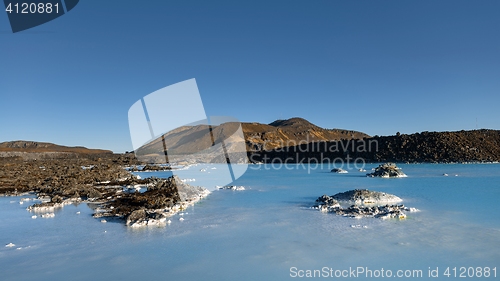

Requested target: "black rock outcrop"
[
  {"left": 249, "top": 129, "right": 500, "bottom": 163},
  {"left": 366, "top": 163, "right": 407, "bottom": 178}
]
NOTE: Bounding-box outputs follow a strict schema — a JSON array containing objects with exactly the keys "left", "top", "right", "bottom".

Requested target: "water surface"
[{"left": 1, "top": 164, "right": 499, "bottom": 280}]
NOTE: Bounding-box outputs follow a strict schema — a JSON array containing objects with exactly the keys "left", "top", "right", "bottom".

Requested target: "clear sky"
[{"left": 1, "top": 0, "right": 499, "bottom": 152}]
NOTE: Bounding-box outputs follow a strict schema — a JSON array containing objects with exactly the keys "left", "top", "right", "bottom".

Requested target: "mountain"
[
  {"left": 0, "top": 141, "right": 112, "bottom": 155},
  {"left": 132, "top": 117, "right": 369, "bottom": 163},
  {"left": 243, "top": 117, "right": 369, "bottom": 151}
]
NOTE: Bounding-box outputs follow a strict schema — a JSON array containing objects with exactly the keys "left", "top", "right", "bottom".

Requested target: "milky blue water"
[{"left": 1, "top": 164, "right": 499, "bottom": 280}]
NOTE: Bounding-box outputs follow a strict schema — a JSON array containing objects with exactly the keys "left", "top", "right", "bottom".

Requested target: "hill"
[
  {"left": 0, "top": 141, "right": 113, "bottom": 159},
  {"left": 243, "top": 117, "right": 369, "bottom": 151},
  {"left": 133, "top": 117, "right": 369, "bottom": 163}
]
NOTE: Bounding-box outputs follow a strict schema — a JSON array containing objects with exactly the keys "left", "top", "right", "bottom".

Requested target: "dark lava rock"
[
  {"left": 366, "top": 163, "right": 407, "bottom": 178},
  {"left": 316, "top": 194, "right": 340, "bottom": 206},
  {"left": 127, "top": 209, "right": 147, "bottom": 225},
  {"left": 0, "top": 152, "right": 209, "bottom": 226},
  {"left": 51, "top": 195, "right": 63, "bottom": 203},
  {"left": 93, "top": 175, "right": 209, "bottom": 226},
  {"left": 331, "top": 189, "right": 403, "bottom": 204},
  {"left": 129, "top": 164, "right": 172, "bottom": 172},
  {"left": 248, "top": 129, "right": 500, "bottom": 164},
  {"left": 331, "top": 168, "right": 348, "bottom": 173}
]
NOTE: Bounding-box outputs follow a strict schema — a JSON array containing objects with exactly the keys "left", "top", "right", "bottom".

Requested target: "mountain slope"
[
  {"left": 243, "top": 117, "right": 369, "bottom": 151},
  {"left": 0, "top": 141, "right": 112, "bottom": 154},
  {"left": 133, "top": 117, "right": 369, "bottom": 162}
]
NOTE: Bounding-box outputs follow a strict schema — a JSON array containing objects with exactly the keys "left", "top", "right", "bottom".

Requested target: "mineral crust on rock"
[{"left": 312, "top": 189, "right": 417, "bottom": 220}]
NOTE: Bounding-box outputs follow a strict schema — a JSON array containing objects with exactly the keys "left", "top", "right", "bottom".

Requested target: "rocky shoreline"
[
  {"left": 93, "top": 176, "right": 210, "bottom": 227},
  {"left": 248, "top": 129, "right": 500, "bottom": 164},
  {"left": 128, "top": 164, "right": 173, "bottom": 172},
  {"left": 0, "top": 155, "right": 209, "bottom": 227}
]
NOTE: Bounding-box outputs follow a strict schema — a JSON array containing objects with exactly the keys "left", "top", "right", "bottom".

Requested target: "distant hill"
[{"left": 0, "top": 141, "right": 113, "bottom": 156}]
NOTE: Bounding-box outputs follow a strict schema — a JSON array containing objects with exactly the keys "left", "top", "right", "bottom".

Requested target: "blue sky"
[{"left": 1, "top": 0, "right": 499, "bottom": 152}]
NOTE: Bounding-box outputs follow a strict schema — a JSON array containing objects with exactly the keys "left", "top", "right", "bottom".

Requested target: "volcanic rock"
[
  {"left": 312, "top": 189, "right": 415, "bottom": 220},
  {"left": 331, "top": 189, "right": 403, "bottom": 204},
  {"left": 366, "top": 163, "right": 407, "bottom": 178},
  {"left": 331, "top": 168, "right": 348, "bottom": 174}
]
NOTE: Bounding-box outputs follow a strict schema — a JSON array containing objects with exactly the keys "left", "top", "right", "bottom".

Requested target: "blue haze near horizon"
[{"left": 0, "top": 0, "right": 499, "bottom": 152}]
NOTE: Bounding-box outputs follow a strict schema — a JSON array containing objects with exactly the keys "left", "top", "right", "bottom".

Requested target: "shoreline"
[{"left": 0, "top": 156, "right": 209, "bottom": 227}]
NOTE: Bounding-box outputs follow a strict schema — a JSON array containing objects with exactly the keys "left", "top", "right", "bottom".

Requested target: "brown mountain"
[
  {"left": 0, "top": 141, "right": 112, "bottom": 154},
  {"left": 243, "top": 117, "right": 369, "bottom": 151},
  {"left": 133, "top": 117, "right": 370, "bottom": 163}
]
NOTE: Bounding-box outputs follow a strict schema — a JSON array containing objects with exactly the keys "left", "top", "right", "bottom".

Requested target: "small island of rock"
[
  {"left": 366, "top": 163, "right": 407, "bottom": 178},
  {"left": 331, "top": 189, "right": 403, "bottom": 205},
  {"left": 331, "top": 168, "right": 348, "bottom": 174},
  {"left": 313, "top": 189, "right": 418, "bottom": 219}
]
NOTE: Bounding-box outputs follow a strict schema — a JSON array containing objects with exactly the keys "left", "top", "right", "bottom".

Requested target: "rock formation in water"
[
  {"left": 331, "top": 168, "right": 348, "bottom": 174},
  {"left": 331, "top": 189, "right": 403, "bottom": 204},
  {"left": 366, "top": 163, "right": 407, "bottom": 178},
  {"left": 216, "top": 185, "right": 245, "bottom": 191},
  {"left": 92, "top": 175, "right": 209, "bottom": 227},
  {"left": 313, "top": 189, "right": 417, "bottom": 219}
]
